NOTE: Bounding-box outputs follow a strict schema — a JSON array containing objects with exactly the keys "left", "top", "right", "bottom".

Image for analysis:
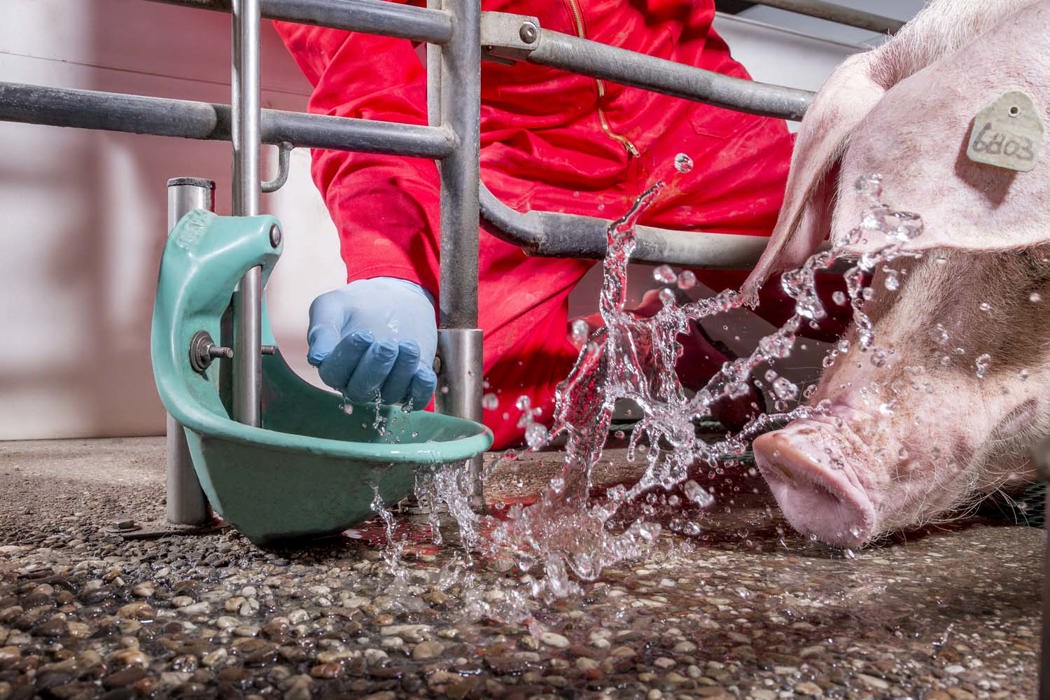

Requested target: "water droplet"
[
  {"left": 975, "top": 353, "right": 992, "bottom": 379},
  {"left": 525, "top": 423, "right": 548, "bottom": 450},
  {"left": 569, "top": 318, "right": 590, "bottom": 349},
  {"left": 772, "top": 377, "right": 799, "bottom": 402},
  {"left": 613, "top": 430, "right": 625, "bottom": 439},
  {"left": 653, "top": 264, "right": 676, "bottom": 284},
  {"left": 1019, "top": 368, "right": 1030, "bottom": 381},
  {"left": 978, "top": 301, "right": 992, "bottom": 313},
  {"left": 515, "top": 395, "right": 531, "bottom": 411},
  {"left": 658, "top": 287, "right": 676, "bottom": 306},
  {"left": 764, "top": 369, "right": 779, "bottom": 383},
  {"left": 929, "top": 324, "right": 949, "bottom": 345},
  {"left": 883, "top": 269, "right": 899, "bottom": 291},
  {"left": 870, "top": 349, "right": 889, "bottom": 367},
  {"left": 897, "top": 448, "right": 909, "bottom": 461},
  {"left": 836, "top": 338, "right": 851, "bottom": 354},
  {"left": 676, "top": 270, "right": 696, "bottom": 290},
  {"left": 843, "top": 548, "right": 856, "bottom": 560},
  {"left": 683, "top": 480, "right": 714, "bottom": 508},
  {"left": 934, "top": 255, "right": 948, "bottom": 265},
  {"left": 673, "top": 152, "right": 694, "bottom": 173},
  {"left": 1030, "top": 292, "right": 1043, "bottom": 303},
  {"left": 832, "top": 291, "right": 847, "bottom": 306},
  {"left": 854, "top": 173, "right": 883, "bottom": 204},
  {"left": 482, "top": 393, "right": 499, "bottom": 410}
]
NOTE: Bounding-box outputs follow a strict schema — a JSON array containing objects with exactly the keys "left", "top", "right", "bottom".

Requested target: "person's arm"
[{"left": 274, "top": 20, "right": 442, "bottom": 407}]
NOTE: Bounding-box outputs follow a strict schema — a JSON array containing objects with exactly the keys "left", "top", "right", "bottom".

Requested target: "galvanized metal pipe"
[
  {"left": 746, "top": 0, "right": 904, "bottom": 35},
  {"left": 232, "top": 0, "right": 263, "bottom": 427},
  {"left": 0, "top": 82, "right": 455, "bottom": 157},
  {"left": 146, "top": 0, "right": 453, "bottom": 44},
  {"left": 434, "top": 0, "right": 484, "bottom": 503},
  {"left": 1043, "top": 483, "right": 1050, "bottom": 699},
  {"left": 480, "top": 184, "right": 768, "bottom": 269},
  {"left": 527, "top": 29, "right": 813, "bottom": 121},
  {"left": 165, "top": 177, "right": 215, "bottom": 526}
]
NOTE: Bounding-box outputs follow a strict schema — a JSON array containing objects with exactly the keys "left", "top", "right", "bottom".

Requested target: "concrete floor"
[{"left": 0, "top": 437, "right": 1044, "bottom": 699}]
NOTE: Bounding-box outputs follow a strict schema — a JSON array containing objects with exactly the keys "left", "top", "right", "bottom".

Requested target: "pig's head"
[
  {"left": 756, "top": 250, "right": 1050, "bottom": 547},
  {"left": 746, "top": 3, "right": 1050, "bottom": 547}
]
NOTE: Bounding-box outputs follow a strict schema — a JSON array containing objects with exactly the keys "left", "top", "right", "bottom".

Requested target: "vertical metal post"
[
  {"left": 435, "top": 0, "right": 485, "bottom": 506},
  {"left": 426, "top": 0, "right": 442, "bottom": 128},
  {"left": 1041, "top": 484, "right": 1050, "bottom": 698},
  {"left": 165, "top": 178, "right": 215, "bottom": 525},
  {"left": 231, "top": 0, "right": 263, "bottom": 427},
  {"left": 1036, "top": 439, "right": 1050, "bottom": 699}
]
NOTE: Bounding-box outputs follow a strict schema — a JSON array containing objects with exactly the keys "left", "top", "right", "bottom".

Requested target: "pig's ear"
[{"left": 742, "top": 53, "right": 887, "bottom": 300}]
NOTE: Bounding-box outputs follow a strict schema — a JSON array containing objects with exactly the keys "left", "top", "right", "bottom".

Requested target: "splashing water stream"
[{"left": 369, "top": 174, "right": 946, "bottom": 621}]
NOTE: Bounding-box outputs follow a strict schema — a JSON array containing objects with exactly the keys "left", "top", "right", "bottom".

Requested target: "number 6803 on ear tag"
[{"left": 966, "top": 91, "right": 1044, "bottom": 172}]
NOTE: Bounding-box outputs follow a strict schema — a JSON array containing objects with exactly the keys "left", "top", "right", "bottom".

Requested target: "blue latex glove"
[{"left": 307, "top": 278, "right": 438, "bottom": 408}]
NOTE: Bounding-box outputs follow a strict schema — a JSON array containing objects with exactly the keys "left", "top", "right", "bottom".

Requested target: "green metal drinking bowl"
[{"left": 151, "top": 210, "right": 492, "bottom": 544}]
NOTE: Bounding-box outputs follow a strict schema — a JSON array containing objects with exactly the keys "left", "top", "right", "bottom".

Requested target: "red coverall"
[{"left": 275, "top": 0, "right": 796, "bottom": 449}]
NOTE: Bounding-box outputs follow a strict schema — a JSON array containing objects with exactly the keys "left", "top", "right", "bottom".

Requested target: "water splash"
[{"left": 368, "top": 172, "right": 931, "bottom": 617}]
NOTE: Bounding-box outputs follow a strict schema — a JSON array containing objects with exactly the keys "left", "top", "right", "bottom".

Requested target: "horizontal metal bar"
[
  {"left": 746, "top": 0, "right": 904, "bottom": 35},
  {"left": 527, "top": 29, "right": 813, "bottom": 121},
  {"left": 480, "top": 184, "right": 767, "bottom": 269},
  {"left": 0, "top": 83, "right": 456, "bottom": 159},
  {"left": 146, "top": 0, "right": 454, "bottom": 44}
]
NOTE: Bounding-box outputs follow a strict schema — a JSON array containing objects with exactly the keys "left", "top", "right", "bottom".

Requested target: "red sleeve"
[{"left": 273, "top": 18, "right": 441, "bottom": 297}]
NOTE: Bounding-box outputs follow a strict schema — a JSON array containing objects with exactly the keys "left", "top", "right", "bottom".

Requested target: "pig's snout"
[{"left": 753, "top": 426, "right": 877, "bottom": 548}]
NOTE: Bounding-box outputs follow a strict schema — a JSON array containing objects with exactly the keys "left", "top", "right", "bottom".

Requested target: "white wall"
[
  {"left": 0, "top": 0, "right": 342, "bottom": 440},
  {"left": 0, "top": 3, "right": 875, "bottom": 440}
]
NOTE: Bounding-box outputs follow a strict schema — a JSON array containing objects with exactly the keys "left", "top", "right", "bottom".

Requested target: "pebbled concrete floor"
[{"left": 0, "top": 437, "right": 1043, "bottom": 699}]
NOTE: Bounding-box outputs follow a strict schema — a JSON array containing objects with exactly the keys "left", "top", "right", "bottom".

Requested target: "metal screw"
[
  {"left": 189, "top": 331, "right": 233, "bottom": 373},
  {"left": 269, "top": 224, "right": 282, "bottom": 248},
  {"left": 519, "top": 21, "right": 538, "bottom": 44}
]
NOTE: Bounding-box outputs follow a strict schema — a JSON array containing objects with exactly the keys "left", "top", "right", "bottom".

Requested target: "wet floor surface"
[{"left": 0, "top": 437, "right": 1042, "bottom": 699}]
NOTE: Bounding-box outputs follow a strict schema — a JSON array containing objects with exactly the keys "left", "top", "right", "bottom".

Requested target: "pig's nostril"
[{"left": 761, "top": 456, "right": 799, "bottom": 489}]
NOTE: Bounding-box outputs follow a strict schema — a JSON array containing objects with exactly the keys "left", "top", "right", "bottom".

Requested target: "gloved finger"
[
  {"left": 344, "top": 339, "right": 399, "bottom": 404},
  {"left": 317, "top": 330, "right": 374, "bottom": 392},
  {"left": 404, "top": 366, "right": 438, "bottom": 411},
  {"left": 307, "top": 293, "right": 351, "bottom": 366},
  {"left": 380, "top": 341, "right": 421, "bottom": 404}
]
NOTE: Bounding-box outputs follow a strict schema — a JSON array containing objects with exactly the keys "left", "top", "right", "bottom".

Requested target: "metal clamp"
[{"left": 480, "top": 12, "right": 541, "bottom": 63}]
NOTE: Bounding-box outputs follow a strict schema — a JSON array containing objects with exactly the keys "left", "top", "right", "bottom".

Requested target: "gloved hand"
[{"left": 307, "top": 277, "right": 438, "bottom": 409}]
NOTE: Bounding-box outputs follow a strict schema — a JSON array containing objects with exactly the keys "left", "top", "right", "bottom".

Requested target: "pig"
[{"left": 741, "top": 0, "right": 1050, "bottom": 548}]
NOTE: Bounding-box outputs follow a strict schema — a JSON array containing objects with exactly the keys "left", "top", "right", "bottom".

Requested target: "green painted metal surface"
[{"left": 150, "top": 210, "right": 492, "bottom": 544}]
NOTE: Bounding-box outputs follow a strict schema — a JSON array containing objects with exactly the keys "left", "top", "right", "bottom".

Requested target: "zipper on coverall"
[{"left": 563, "top": 0, "right": 641, "bottom": 157}]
